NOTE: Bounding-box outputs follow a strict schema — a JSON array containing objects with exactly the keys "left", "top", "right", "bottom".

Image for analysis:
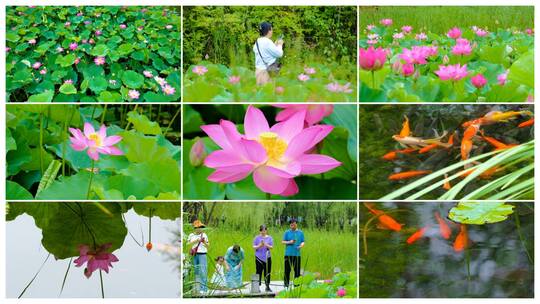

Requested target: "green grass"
[
  {"left": 184, "top": 229, "right": 357, "bottom": 282},
  {"left": 360, "top": 6, "right": 534, "bottom": 32}
]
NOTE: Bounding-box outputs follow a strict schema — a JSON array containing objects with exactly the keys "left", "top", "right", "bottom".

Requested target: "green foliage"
[{"left": 6, "top": 6, "right": 180, "bottom": 102}]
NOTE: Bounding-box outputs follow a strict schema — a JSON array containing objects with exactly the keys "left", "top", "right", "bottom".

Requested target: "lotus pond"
[
  {"left": 359, "top": 104, "right": 534, "bottom": 200},
  {"left": 359, "top": 202, "right": 534, "bottom": 298},
  {"left": 359, "top": 6, "right": 534, "bottom": 102},
  {"left": 6, "top": 6, "right": 181, "bottom": 102},
  {"left": 6, "top": 104, "right": 181, "bottom": 200},
  {"left": 6, "top": 202, "right": 181, "bottom": 298}
]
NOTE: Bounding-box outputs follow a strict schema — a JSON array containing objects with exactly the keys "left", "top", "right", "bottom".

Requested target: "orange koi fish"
[
  {"left": 388, "top": 170, "right": 432, "bottom": 180},
  {"left": 393, "top": 116, "right": 452, "bottom": 149},
  {"left": 381, "top": 148, "right": 417, "bottom": 160},
  {"left": 364, "top": 203, "right": 402, "bottom": 232},
  {"left": 518, "top": 118, "right": 534, "bottom": 128},
  {"left": 418, "top": 143, "right": 439, "bottom": 154},
  {"left": 453, "top": 224, "right": 468, "bottom": 252},
  {"left": 447, "top": 132, "right": 455, "bottom": 146},
  {"left": 399, "top": 115, "right": 411, "bottom": 137},
  {"left": 458, "top": 166, "right": 500, "bottom": 179},
  {"left": 480, "top": 131, "right": 518, "bottom": 151},
  {"left": 461, "top": 139, "right": 473, "bottom": 160},
  {"left": 406, "top": 226, "right": 429, "bottom": 244},
  {"left": 463, "top": 110, "right": 533, "bottom": 127},
  {"left": 443, "top": 174, "right": 452, "bottom": 190},
  {"left": 435, "top": 212, "right": 451, "bottom": 239},
  {"left": 463, "top": 124, "right": 480, "bottom": 141}
]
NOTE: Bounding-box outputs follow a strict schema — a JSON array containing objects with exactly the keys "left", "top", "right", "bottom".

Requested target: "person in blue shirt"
[{"left": 281, "top": 218, "right": 305, "bottom": 288}]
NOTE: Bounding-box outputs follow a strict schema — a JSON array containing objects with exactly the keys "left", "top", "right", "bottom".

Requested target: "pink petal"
[
  {"left": 240, "top": 139, "right": 268, "bottom": 163},
  {"left": 275, "top": 107, "right": 299, "bottom": 122},
  {"left": 98, "top": 125, "right": 107, "bottom": 138},
  {"left": 200, "top": 124, "right": 230, "bottom": 150},
  {"left": 103, "top": 135, "right": 122, "bottom": 146},
  {"left": 220, "top": 119, "right": 246, "bottom": 154},
  {"left": 279, "top": 179, "right": 299, "bottom": 196},
  {"left": 83, "top": 122, "right": 95, "bottom": 137},
  {"left": 87, "top": 149, "right": 100, "bottom": 160},
  {"left": 70, "top": 138, "right": 88, "bottom": 151},
  {"left": 298, "top": 154, "right": 341, "bottom": 174},
  {"left": 283, "top": 127, "right": 321, "bottom": 160},
  {"left": 73, "top": 255, "right": 88, "bottom": 267},
  {"left": 98, "top": 146, "right": 123, "bottom": 155},
  {"left": 272, "top": 110, "right": 306, "bottom": 142},
  {"left": 253, "top": 166, "right": 292, "bottom": 194},
  {"left": 204, "top": 150, "right": 249, "bottom": 168},
  {"left": 305, "top": 107, "right": 326, "bottom": 125},
  {"left": 244, "top": 105, "right": 270, "bottom": 140},
  {"left": 208, "top": 168, "right": 252, "bottom": 183},
  {"left": 309, "top": 125, "right": 334, "bottom": 148},
  {"left": 69, "top": 128, "right": 86, "bottom": 141}
]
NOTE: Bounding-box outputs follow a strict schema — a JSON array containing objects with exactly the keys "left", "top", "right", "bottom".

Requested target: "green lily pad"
[{"left": 449, "top": 202, "right": 515, "bottom": 224}]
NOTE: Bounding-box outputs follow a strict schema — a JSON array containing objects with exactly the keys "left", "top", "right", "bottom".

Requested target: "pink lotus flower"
[
  {"left": 64, "top": 79, "right": 73, "bottom": 84},
  {"left": 193, "top": 65, "right": 208, "bottom": 75},
  {"left": 154, "top": 76, "right": 167, "bottom": 86},
  {"left": 367, "top": 33, "right": 379, "bottom": 40},
  {"left": 189, "top": 138, "right": 207, "bottom": 167},
  {"left": 39, "top": 68, "right": 47, "bottom": 75},
  {"left": 275, "top": 104, "right": 334, "bottom": 126},
  {"left": 89, "top": 38, "right": 95, "bottom": 44},
  {"left": 32, "top": 62, "right": 42, "bottom": 69},
  {"left": 475, "top": 29, "right": 488, "bottom": 37},
  {"left": 447, "top": 27, "right": 462, "bottom": 39},
  {"left": 69, "top": 123, "right": 123, "bottom": 161},
  {"left": 143, "top": 70, "right": 153, "bottom": 78},
  {"left": 95, "top": 30, "right": 102, "bottom": 36},
  {"left": 366, "top": 24, "right": 375, "bottom": 31},
  {"left": 128, "top": 90, "right": 140, "bottom": 100},
  {"left": 119, "top": 24, "right": 127, "bottom": 29},
  {"left": 452, "top": 38, "right": 472, "bottom": 56},
  {"left": 275, "top": 86, "right": 284, "bottom": 94},
  {"left": 82, "top": 39, "right": 88, "bottom": 44},
  {"left": 56, "top": 46, "right": 64, "bottom": 53},
  {"left": 471, "top": 74, "right": 487, "bottom": 89},
  {"left": 400, "top": 47, "right": 429, "bottom": 65},
  {"left": 74, "top": 243, "right": 119, "bottom": 279},
  {"left": 326, "top": 82, "right": 353, "bottom": 94},
  {"left": 28, "top": 39, "right": 36, "bottom": 45},
  {"left": 201, "top": 106, "right": 341, "bottom": 196},
  {"left": 74, "top": 57, "right": 81, "bottom": 65},
  {"left": 162, "top": 85, "right": 176, "bottom": 95},
  {"left": 69, "top": 42, "right": 78, "bottom": 50},
  {"left": 228, "top": 75, "right": 240, "bottom": 84},
  {"left": 359, "top": 46, "right": 387, "bottom": 71},
  {"left": 337, "top": 288, "right": 346, "bottom": 297},
  {"left": 415, "top": 32, "right": 428, "bottom": 40},
  {"left": 401, "top": 25, "right": 413, "bottom": 33},
  {"left": 166, "top": 25, "right": 173, "bottom": 30},
  {"left": 298, "top": 74, "right": 310, "bottom": 82},
  {"left": 401, "top": 63, "right": 415, "bottom": 76},
  {"left": 304, "top": 67, "right": 316, "bottom": 75},
  {"left": 94, "top": 56, "right": 105, "bottom": 66},
  {"left": 525, "top": 28, "right": 533, "bottom": 35},
  {"left": 6, "top": 47, "right": 11, "bottom": 52},
  {"left": 65, "top": 21, "right": 71, "bottom": 27},
  {"left": 497, "top": 70, "right": 508, "bottom": 85},
  {"left": 109, "top": 79, "right": 117, "bottom": 86},
  {"left": 434, "top": 64, "right": 468, "bottom": 81},
  {"left": 392, "top": 32, "right": 404, "bottom": 40},
  {"left": 367, "top": 39, "right": 378, "bottom": 45},
  {"left": 77, "top": 12, "right": 83, "bottom": 17},
  {"left": 380, "top": 19, "right": 393, "bottom": 26}
]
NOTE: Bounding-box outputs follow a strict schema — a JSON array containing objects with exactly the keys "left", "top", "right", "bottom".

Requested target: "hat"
[
  {"left": 192, "top": 220, "right": 206, "bottom": 228},
  {"left": 289, "top": 217, "right": 298, "bottom": 224}
]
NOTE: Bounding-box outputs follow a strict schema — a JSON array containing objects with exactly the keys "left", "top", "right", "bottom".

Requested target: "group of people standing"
[{"left": 187, "top": 218, "right": 305, "bottom": 294}]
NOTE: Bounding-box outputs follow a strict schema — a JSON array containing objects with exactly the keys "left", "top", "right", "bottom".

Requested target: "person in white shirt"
[
  {"left": 253, "top": 21, "right": 284, "bottom": 85},
  {"left": 187, "top": 220, "right": 210, "bottom": 294}
]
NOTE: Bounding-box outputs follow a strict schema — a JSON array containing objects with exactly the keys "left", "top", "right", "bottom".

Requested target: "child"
[{"left": 210, "top": 256, "right": 228, "bottom": 288}]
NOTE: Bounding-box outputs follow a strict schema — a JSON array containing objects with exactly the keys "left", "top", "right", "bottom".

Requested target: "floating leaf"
[{"left": 449, "top": 202, "right": 515, "bottom": 224}]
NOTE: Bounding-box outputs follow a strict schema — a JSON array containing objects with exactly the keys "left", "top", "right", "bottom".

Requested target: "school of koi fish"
[
  {"left": 364, "top": 203, "right": 467, "bottom": 252},
  {"left": 382, "top": 110, "right": 534, "bottom": 187}
]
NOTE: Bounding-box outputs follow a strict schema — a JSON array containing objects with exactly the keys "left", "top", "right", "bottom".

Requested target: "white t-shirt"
[
  {"left": 253, "top": 37, "right": 283, "bottom": 70},
  {"left": 188, "top": 232, "right": 209, "bottom": 253}
]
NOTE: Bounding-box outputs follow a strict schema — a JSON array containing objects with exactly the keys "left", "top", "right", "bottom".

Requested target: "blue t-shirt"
[{"left": 283, "top": 229, "right": 305, "bottom": 257}]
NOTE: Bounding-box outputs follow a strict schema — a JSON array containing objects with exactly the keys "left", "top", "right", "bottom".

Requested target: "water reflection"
[
  {"left": 6, "top": 202, "right": 181, "bottom": 298},
  {"left": 359, "top": 202, "right": 533, "bottom": 298}
]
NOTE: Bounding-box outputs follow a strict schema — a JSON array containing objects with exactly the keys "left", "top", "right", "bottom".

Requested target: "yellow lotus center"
[
  {"left": 258, "top": 132, "right": 287, "bottom": 162},
  {"left": 88, "top": 133, "right": 102, "bottom": 147}
]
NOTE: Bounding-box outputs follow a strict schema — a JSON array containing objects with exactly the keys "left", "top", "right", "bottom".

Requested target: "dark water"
[
  {"left": 359, "top": 104, "right": 534, "bottom": 199},
  {"left": 359, "top": 202, "right": 534, "bottom": 298},
  {"left": 6, "top": 207, "right": 181, "bottom": 298}
]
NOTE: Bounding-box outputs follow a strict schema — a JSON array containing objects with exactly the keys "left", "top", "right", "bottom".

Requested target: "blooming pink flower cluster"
[
  {"left": 471, "top": 73, "right": 487, "bottom": 89},
  {"left": 74, "top": 243, "right": 119, "bottom": 278},
  {"left": 153, "top": 76, "right": 176, "bottom": 96},
  {"left": 94, "top": 56, "right": 106, "bottom": 66},
  {"left": 128, "top": 90, "right": 140, "bottom": 100},
  {"left": 200, "top": 105, "right": 341, "bottom": 196},
  {"left": 193, "top": 65, "right": 208, "bottom": 75},
  {"left": 359, "top": 46, "right": 388, "bottom": 71},
  {"left": 298, "top": 74, "right": 310, "bottom": 82},
  {"left": 326, "top": 82, "right": 353, "bottom": 94}
]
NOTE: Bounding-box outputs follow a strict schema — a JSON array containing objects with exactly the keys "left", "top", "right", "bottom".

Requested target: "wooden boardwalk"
[{"left": 187, "top": 281, "right": 289, "bottom": 298}]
